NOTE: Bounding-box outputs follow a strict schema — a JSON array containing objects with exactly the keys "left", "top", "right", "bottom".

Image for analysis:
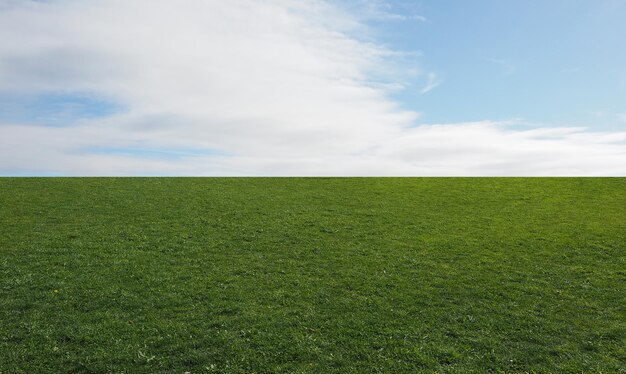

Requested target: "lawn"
[{"left": 0, "top": 178, "right": 624, "bottom": 373}]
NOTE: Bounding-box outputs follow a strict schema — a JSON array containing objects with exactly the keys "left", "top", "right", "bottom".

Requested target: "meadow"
[{"left": 0, "top": 178, "right": 624, "bottom": 373}]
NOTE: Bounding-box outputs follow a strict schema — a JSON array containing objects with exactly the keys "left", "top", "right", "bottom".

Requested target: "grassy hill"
[{"left": 0, "top": 178, "right": 624, "bottom": 372}]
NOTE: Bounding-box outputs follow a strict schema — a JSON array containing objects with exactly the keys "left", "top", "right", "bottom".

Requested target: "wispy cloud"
[
  {"left": 561, "top": 67, "right": 581, "bottom": 73},
  {"left": 486, "top": 57, "right": 517, "bottom": 75},
  {"left": 420, "top": 72, "right": 442, "bottom": 94},
  {"left": 593, "top": 111, "right": 626, "bottom": 124},
  {"left": 339, "top": 0, "right": 426, "bottom": 23},
  {"left": 375, "top": 13, "right": 426, "bottom": 22}
]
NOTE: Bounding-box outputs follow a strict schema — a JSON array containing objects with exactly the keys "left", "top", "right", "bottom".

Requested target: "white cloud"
[
  {"left": 0, "top": 0, "right": 625, "bottom": 176},
  {"left": 1, "top": 120, "right": 625, "bottom": 175}
]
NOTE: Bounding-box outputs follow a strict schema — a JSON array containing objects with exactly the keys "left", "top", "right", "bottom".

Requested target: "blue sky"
[
  {"left": 368, "top": 0, "right": 626, "bottom": 128},
  {"left": 0, "top": 0, "right": 625, "bottom": 175}
]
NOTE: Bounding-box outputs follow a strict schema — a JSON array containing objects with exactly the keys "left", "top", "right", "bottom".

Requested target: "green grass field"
[{"left": 0, "top": 178, "right": 624, "bottom": 373}]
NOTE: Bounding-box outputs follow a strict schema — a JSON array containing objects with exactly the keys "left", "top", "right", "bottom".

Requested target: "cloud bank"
[{"left": 0, "top": 0, "right": 625, "bottom": 175}]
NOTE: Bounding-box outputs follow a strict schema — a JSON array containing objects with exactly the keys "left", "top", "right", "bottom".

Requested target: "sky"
[{"left": 0, "top": 0, "right": 625, "bottom": 176}]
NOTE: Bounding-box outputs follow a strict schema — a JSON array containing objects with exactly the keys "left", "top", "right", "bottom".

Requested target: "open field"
[{"left": 0, "top": 178, "right": 624, "bottom": 372}]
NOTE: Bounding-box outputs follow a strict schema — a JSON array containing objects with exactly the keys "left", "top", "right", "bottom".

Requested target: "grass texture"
[{"left": 0, "top": 178, "right": 624, "bottom": 373}]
